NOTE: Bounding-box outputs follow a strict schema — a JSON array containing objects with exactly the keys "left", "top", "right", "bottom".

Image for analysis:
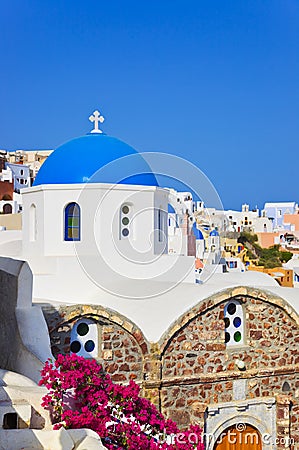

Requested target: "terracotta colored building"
[
  {"left": 0, "top": 181, "right": 13, "bottom": 201},
  {"left": 284, "top": 213, "right": 299, "bottom": 232},
  {"left": 256, "top": 232, "right": 280, "bottom": 249}
]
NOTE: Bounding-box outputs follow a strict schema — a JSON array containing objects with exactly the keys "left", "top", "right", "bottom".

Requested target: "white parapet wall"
[
  {"left": 0, "top": 257, "right": 53, "bottom": 383},
  {"left": 0, "top": 428, "right": 106, "bottom": 450}
]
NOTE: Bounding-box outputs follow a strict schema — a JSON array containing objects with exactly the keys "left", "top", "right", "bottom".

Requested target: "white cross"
[{"left": 89, "top": 110, "right": 105, "bottom": 133}]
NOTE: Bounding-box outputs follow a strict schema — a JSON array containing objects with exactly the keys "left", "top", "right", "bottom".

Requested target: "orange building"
[
  {"left": 248, "top": 266, "right": 293, "bottom": 287},
  {"left": 284, "top": 213, "right": 299, "bottom": 232},
  {"left": 256, "top": 232, "right": 281, "bottom": 248}
]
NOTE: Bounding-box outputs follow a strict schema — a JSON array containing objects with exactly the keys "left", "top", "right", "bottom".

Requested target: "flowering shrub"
[{"left": 39, "top": 354, "right": 203, "bottom": 449}]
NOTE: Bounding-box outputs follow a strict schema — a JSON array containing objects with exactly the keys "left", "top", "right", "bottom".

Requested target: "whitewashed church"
[{"left": 0, "top": 111, "right": 298, "bottom": 449}]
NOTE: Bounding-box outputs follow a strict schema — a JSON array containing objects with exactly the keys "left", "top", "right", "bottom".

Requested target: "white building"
[
  {"left": 284, "top": 254, "right": 299, "bottom": 288},
  {"left": 223, "top": 204, "right": 259, "bottom": 233},
  {"left": 263, "top": 202, "right": 298, "bottom": 231},
  {"left": 0, "top": 167, "right": 13, "bottom": 183},
  {"left": 252, "top": 216, "right": 273, "bottom": 233},
  {"left": 167, "top": 190, "right": 196, "bottom": 256}
]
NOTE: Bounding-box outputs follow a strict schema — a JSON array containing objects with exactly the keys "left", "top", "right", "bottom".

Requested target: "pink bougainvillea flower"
[{"left": 40, "top": 354, "right": 204, "bottom": 450}]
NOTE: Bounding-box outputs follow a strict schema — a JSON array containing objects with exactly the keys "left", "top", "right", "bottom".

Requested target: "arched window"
[
  {"left": 224, "top": 299, "right": 244, "bottom": 346},
  {"left": 157, "top": 208, "right": 163, "bottom": 242},
  {"left": 70, "top": 318, "right": 98, "bottom": 358},
  {"left": 3, "top": 203, "right": 12, "bottom": 214},
  {"left": 157, "top": 206, "right": 167, "bottom": 245},
  {"left": 30, "top": 204, "right": 37, "bottom": 241},
  {"left": 64, "top": 202, "right": 81, "bottom": 241}
]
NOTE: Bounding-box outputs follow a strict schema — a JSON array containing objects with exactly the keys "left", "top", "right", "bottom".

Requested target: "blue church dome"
[
  {"left": 209, "top": 229, "right": 219, "bottom": 237},
  {"left": 33, "top": 134, "right": 158, "bottom": 187},
  {"left": 192, "top": 223, "right": 204, "bottom": 240}
]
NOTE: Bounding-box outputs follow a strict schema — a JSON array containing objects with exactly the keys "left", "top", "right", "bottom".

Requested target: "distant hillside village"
[
  {"left": 0, "top": 122, "right": 299, "bottom": 448},
  {"left": 0, "top": 149, "right": 298, "bottom": 289},
  {"left": 0, "top": 149, "right": 52, "bottom": 213}
]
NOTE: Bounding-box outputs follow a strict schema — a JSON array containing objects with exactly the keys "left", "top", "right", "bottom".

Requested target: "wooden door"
[{"left": 214, "top": 424, "right": 262, "bottom": 450}]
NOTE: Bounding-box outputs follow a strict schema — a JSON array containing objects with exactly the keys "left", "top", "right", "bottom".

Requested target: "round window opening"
[
  {"left": 70, "top": 341, "right": 81, "bottom": 353},
  {"left": 122, "top": 217, "right": 129, "bottom": 226},
  {"left": 233, "top": 317, "right": 242, "bottom": 328},
  {"left": 227, "top": 303, "right": 237, "bottom": 315},
  {"left": 224, "top": 317, "right": 230, "bottom": 328},
  {"left": 77, "top": 322, "right": 89, "bottom": 336},
  {"left": 122, "top": 228, "right": 129, "bottom": 237},
  {"left": 122, "top": 205, "right": 129, "bottom": 214},
  {"left": 85, "top": 340, "right": 95, "bottom": 352},
  {"left": 234, "top": 331, "right": 242, "bottom": 343},
  {"left": 225, "top": 332, "right": 230, "bottom": 343}
]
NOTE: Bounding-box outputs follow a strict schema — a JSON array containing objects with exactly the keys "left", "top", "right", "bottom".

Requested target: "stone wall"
[
  {"left": 162, "top": 296, "right": 299, "bottom": 380},
  {"left": 159, "top": 290, "right": 299, "bottom": 448},
  {"left": 43, "top": 287, "right": 299, "bottom": 449},
  {"left": 101, "top": 324, "right": 143, "bottom": 382},
  {"left": 43, "top": 305, "right": 147, "bottom": 384}
]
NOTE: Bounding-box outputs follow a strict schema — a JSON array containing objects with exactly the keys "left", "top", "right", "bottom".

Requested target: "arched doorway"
[
  {"left": 214, "top": 424, "right": 262, "bottom": 450},
  {"left": 3, "top": 203, "right": 12, "bottom": 214},
  {"left": 2, "top": 194, "right": 12, "bottom": 200}
]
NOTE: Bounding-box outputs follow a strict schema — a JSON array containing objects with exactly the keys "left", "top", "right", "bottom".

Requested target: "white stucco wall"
[{"left": 22, "top": 183, "right": 168, "bottom": 259}]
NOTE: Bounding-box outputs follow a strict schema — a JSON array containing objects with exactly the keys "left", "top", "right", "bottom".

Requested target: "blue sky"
[{"left": 0, "top": 1, "right": 298, "bottom": 209}]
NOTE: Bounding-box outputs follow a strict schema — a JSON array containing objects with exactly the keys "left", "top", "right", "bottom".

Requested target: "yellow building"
[
  {"left": 248, "top": 266, "right": 293, "bottom": 287},
  {"left": 221, "top": 237, "right": 254, "bottom": 267}
]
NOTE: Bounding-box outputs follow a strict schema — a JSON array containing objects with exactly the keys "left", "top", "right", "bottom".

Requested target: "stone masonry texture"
[{"left": 42, "top": 287, "right": 299, "bottom": 449}]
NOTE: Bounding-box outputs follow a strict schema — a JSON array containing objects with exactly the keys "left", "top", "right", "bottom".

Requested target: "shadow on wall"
[
  {"left": 0, "top": 257, "right": 53, "bottom": 383},
  {"left": 0, "top": 428, "right": 106, "bottom": 450}
]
